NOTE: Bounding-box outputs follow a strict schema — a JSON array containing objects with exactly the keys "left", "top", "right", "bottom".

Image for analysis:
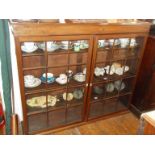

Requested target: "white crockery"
[
  {"left": 21, "top": 42, "right": 38, "bottom": 53},
  {"left": 114, "top": 80, "right": 125, "bottom": 91},
  {"left": 119, "top": 38, "right": 130, "bottom": 48},
  {"left": 56, "top": 74, "right": 68, "bottom": 85},
  {"left": 74, "top": 73, "right": 86, "bottom": 82},
  {"left": 130, "top": 38, "right": 137, "bottom": 47},
  {"left": 24, "top": 75, "right": 35, "bottom": 86},
  {"left": 115, "top": 67, "right": 124, "bottom": 75},
  {"left": 37, "top": 42, "right": 59, "bottom": 52},
  {"left": 25, "top": 78, "right": 41, "bottom": 88}
]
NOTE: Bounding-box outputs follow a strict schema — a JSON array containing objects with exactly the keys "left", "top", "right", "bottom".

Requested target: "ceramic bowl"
[
  {"left": 114, "top": 80, "right": 125, "bottom": 91},
  {"left": 93, "top": 86, "right": 104, "bottom": 95},
  {"left": 24, "top": 75, "right": 35, "bottom": 86},
  {"left": 119, "top": 38, "right": 130, "bottom": 48},
  {"left": 74, "top": 73, "right": 86, "bottom": 82},
  {"left": 56, "top": 77, "right": 67, "bottom": 85},
  {"left": 106, "top": 83, "right": 115, "bottom": 93},
  {"left": 73, "top": 89, "right": 83, "bottom": 99},
  {"left": 63, "top": 93, "right": 73, "bottom": 101},
  {"left": 25, "top": 78, "right": 41, "bottom": 88},
  {"left": 21, "top": 42, "right": 38, "bottom": 53},
  {"left": 37, "top": 42, "right": 60, "bottom": 52}
]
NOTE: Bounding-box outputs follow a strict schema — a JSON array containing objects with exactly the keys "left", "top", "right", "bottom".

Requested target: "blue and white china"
[
  {"left": 56, "top": 74, "right": 68, "bottom": 85},
  {"left": 40, "top": 73, "right": 55, "bottom": 84},
  {"left": 21, "top": 42, "right": 38, "bottom": 53},
  {"left": 74, "top": 73, "right": 86, "bottom": 82},
  {"left": 37, "top": 42, "right": 59, "bottom": 52}
]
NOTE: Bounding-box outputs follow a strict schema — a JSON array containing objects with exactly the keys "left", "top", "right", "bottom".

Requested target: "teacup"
[
  {"left": 74, "top": 42, "right": 80, "bottom": 52},
  {"left": 120, "top": 38, "right": 130, "bottom": 48},
  {"left": 130, "top": 38, "right": 137, "bottom": 47},
  {"left": 47, "top": 41, "right": 59, "bottom": 51},
  {"left": 24, "top": 42, "right": 36, "bottom": 51},
  {"left": 61, "top": 41, "right": 72, "bottom": 50},
  {"left": 80, "top": 40, "right": 89, "bottom": 48},
  {"left": 60, "top": 74, "right": 67, "bottom": 79},
  {"left": 24, "top": 75, "right": 35, "bottom": 86},
  {"left": 41, "top": 73, "right": 55, "bottom": 83},
  {"left": 98, "top": 40, "right": 105, "bottom": 48},
  {"left": 109, "top": 39, "right": 120, "bottom": 47},
  {"left": 94, "top": 67, "right": 101, "bottom": 76}
]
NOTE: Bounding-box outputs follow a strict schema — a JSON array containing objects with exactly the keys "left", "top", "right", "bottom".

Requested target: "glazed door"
[
  {"left": 18, "top": 35, "right": 93, "bottom": 134},
  {"left": 87, "top": 34, "right": 146, "bottom": 120}
]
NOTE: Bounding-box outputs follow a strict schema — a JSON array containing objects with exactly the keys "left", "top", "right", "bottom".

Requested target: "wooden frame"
[{"left": 11, "top": 21, "right": 150, "bottom": 134}]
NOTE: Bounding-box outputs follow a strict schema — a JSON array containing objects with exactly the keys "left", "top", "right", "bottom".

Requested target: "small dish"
[
  {"left": 73, "top": 89, "right": 83, "bottom": 99},
  {"left": 21, "top": 42, "right": 38, "bottom": 53},
  {"left": 74, "top": 73, "right": 86, "bottom": 82},
  {"left": 63, "top": 93, "right": 73, "bottom": 101},
  {"left": 93, "top": 86, "right": 104, "bottom": 95},
  {"left": 25, "top": 78, "right": 41, "bottom": 88},
  {"left": 106, "top": 83, "right": 115, "bottom": 93}
]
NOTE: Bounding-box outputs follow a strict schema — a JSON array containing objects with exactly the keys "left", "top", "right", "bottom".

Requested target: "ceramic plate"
[
  {"left": 21, "top": 45, "right": 38, "bottom": 53},
  {"left": 25, "top": 78, "right": 41, "bottom": 88}
]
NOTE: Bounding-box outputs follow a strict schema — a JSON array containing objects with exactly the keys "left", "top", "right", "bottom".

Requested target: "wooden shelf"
[
  {"left": 90, "top": 92, "right": 132, "bottom": 104},
  {"left": 22, "top": 48, "right": 88, "bottom": 57},
  {"left": 92, "top": 73, "right": 136, "bottom": 85},
  {"left": 12, "top": 21, "right": 149, "bottom": 134},
  {"left": 22, "top": 49, "right": 44, "bottom": 57}
]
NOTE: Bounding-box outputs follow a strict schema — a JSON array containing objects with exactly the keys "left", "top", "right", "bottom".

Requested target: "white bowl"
[{"left": 21, "top": 42, "right": 38, "bottom": 53}]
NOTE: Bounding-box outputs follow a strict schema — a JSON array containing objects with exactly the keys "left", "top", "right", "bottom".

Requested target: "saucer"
[
  {"left": 21, "top": 44, "right": 38, "bottom": 53},
  {"left": 25, "top": 78, "right": 41, "bottom": 88},
  {"left": 40, "top": 76, "right": 55, "bottom": 84},
  {"left": 73, "top": 89, "right": 83, "bottom": 99},
  {"left": 63, "top": 93, "right": 73, "bottom": 101}
]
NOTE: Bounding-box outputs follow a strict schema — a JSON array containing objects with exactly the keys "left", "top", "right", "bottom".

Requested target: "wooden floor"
[{"left": 52, "top": 112, "right": 139, "bottom": 135}]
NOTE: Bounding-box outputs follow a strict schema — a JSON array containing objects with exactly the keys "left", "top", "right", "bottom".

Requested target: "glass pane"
[
  {"left": 48, "top": 54, "right": 68, "bottom": 67},
  {"left": 119, "top": 77, "right": 135, "bottom": 95},
  {"left": 22, "top": 42, "right": 45, "bottom": 68},
  {"left": 28, "top": 112, "right": 47, "bottom": 133},
  {"left": 47, "top": 89, "right": 66, "bottom": 111},
  {"left": 91, "top": 83, "right": 106, "bottom": 102},
  {"left": 69, "top": 52, "right": 87, "bottom": 65},
  {"left": 93, "top": 62, "right": 111, "bottom": 83},
  {"left": 118, "top": 94, "right": 130, "bottom": 109},
  {"left": 48, "top": 109, "right": 66, "bottom": 128},
  {"left": 24, "top": 68, "right": 46, "bottom": 93},
  {"left": 108, "top": 60, "right": 126, "bottom": 80},
  {"left": 67, "top": 105, "right": 83, "bottom": 124},
  {"left": 68, "top": 65, "right": 87, "bottom": 86},
  {"left": 46, "top": 67, "right": 68, "bottom": 90},
  {"left": 105, "top": 81, "right": 119, "bottom": 98},
  {"left": 89, "top": 100, "right": 105, "bottom": 118},
  {"left": 66, "top": 86, "right": 85, "bottom": 107},
  {"left": 26, "top": 92, "right": 47, "bottom": 114},
  {"left": 71, "top": 40, "right": 89, "bottom": 52},
  {"left": 89, "top": 95, "right": 129, "bottom": 119},
  {"left": 124, "top": 58, "right": 138, "bottom": 77}
]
